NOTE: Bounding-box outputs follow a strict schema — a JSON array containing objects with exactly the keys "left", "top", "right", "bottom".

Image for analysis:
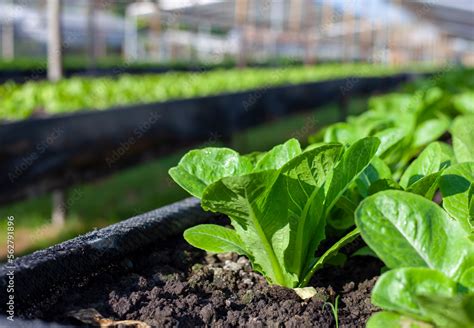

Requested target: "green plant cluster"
[
  {"left": 0, "top": 63, "right": 417, "bottom": 120},
  {"left": 169, "top": 68, "right": 474, "bottom": 327},
  {"left": 0, "top": 56, "right": 232, "bottom": 72}
]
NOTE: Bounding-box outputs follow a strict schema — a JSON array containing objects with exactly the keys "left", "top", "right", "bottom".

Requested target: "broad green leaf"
[
  {"left": 412, "top": 116, "right": 449, "bottom": 148},
  {"left": 453, "top": 93, "right": 474, "bottom": 115},
  {"left": 399, "top": 142, "right": 455, "bottom": 189},
  {"left": 355, "top": 190, "right": 474, "bottom": 280},
  {"left": 183, "top": 224, "right": 248, "bottom": 255},
  {"left": 423, "top": 87, "right": 443, "bottom": 105},
  {"left": 416, "top": 294, "right": 474, "bottom": 328},
  {"left": 201, "top": 170, "right": 296, "bottom": 286},
  {"left": 254, "top": 138, "right": 302, "bottom": 171},
  {"left": 369, "top": 93, "right": 416, "bottom": 114},
  {"left": 460, "top": 267, "right": 474, "bottom": 290},
  {"left": 367, "top": 312, "right": 433, "bottom": 328},
  {"left": 169, "top": 148, "right": 253, "bottom": 198},
  {"left": 372, "top": 268, "right": 461, "bottom": 321},
  {"left": 470, "top": 186, "right": 474, "bottom": 222},
  {"left": 304, "top": 141, "right": 326, "bottom": 152},
  {"left": 451, "top": 115, "right": 474, "bottom": 163},
  {"left": 440, "top": 162, "right": 474, "bottom": 232},
  {"left": 374, "top": 127, "right": 408, "bottom": 158},
  {"left": 357, "top": 156, "right": 392, "bottom": 197},
  {"left": 279, "top": 144, "right": 343, "bottom": 279},
  {"left": 324, "top": 137, "right": 380, "bottom": 214},
  {"left": 323, "top": 122, "right": 356, "bottom": 144},
  {"left": 406, "top": 173, "right": 441, "bottom": 200}
]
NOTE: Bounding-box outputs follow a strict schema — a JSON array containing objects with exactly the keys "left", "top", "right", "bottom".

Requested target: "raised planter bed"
[
  {"left": 0, "top": 197, "right": 382, "bottom": 327},
  {"left": 0, "top": 73, "right": 420, "bottom": 205}
]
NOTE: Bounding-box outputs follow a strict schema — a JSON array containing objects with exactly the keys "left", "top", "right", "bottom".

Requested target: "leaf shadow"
[{"left": 440, "top": 174, "right": 470, "bottom": 197}]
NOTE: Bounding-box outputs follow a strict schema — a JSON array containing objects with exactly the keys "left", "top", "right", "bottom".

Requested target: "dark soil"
[{"left": 28, "top": 235, "right": 382, "bottom": 328}]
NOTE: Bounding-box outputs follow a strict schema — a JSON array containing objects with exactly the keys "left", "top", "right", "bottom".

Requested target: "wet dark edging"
[
  {"left": 0, "top": 197, "right": 217, "bottom": 326},
  {"left": 0, "top": 73, "right": 421, "bottom": 205}
]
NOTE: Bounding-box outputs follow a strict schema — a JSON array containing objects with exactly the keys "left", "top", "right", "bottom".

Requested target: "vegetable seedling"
[
  {"left": 355, "top": 190, "right": 474, "bottom": 328},
  {"left": 170, "top": 137, "right": 380, "bottom": 288}
]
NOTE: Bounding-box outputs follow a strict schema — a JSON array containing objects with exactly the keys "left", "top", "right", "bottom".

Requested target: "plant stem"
[{"left": 299, "top": 228, "right": 359, "bottom": 287}]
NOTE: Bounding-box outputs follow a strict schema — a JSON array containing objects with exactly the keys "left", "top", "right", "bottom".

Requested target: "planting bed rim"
[{"left": 0, "top": 197, "right": 219, "bottom": 326}]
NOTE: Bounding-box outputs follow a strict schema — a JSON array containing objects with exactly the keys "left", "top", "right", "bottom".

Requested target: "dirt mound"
[{"left": 33, "top": 237, "right": 381, "bottom": 327}]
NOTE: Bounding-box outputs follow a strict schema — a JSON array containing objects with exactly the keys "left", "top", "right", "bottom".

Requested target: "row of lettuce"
[
  {"left": 0, "top": 56, "right": 308, "bottom": 73},
  {"left": 0, "top": 63, "right": 424, "bottom": 121},
  {"left": 168, "top": 68, "right": 474, "bottom": 328},
  {"left": 0, "top": 57, "right": 227, "bottom": 72}
]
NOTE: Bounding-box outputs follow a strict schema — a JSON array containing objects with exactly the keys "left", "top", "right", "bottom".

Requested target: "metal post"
[
  {"left": 343, "top": 1, "right": 353, "bottom": 62},
  {"left": 303, "top": 0, "right": 315, "bottom": 65},
  {"left": 2, "top": 0, "right": 14, "bottom": 60},
  {"left": 52, "top": 190, "right": 67, "bottom": 227},
  {"left": 47, "top": 0, "right": 64, "bottom": 224},
  {"left": 235, "top": 0, "right": 248, "bottom": 68},
  {"left": 86, "top": 0, "right": 96, "bottom": 70},
  {"left": 124, "top": 8, "right": 138, "bottom": 61},
  {"left": 149, "top": 4, "right": 161, "bottom": 61},
  {"left": 47, "top": 0, "right": 63, "bottom": 82},
  {"left": 289, "top": 0, "right": 302, "bottom": 32}
]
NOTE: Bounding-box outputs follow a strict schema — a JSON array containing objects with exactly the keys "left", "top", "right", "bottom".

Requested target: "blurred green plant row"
[
  {"left": 0, "top": 63, "right": 428, "bottom": 120},
  {"left": 309, "top": 67, "right": 474, "bottom": 176},
  {"left": 0, "top": 56, "right": 232, "bottom": 72}
]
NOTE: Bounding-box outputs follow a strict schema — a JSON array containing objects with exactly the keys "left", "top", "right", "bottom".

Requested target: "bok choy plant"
[
  {"left": 355, "top": 190, "right": 474, "bottom": 328},
  {"left": 169, "top": 137, "right": 380, "bottom": 288}
]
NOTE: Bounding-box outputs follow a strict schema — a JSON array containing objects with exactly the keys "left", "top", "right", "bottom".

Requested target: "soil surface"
[{"left": 28, "top": 231, "right": 383, "bottom": 328}]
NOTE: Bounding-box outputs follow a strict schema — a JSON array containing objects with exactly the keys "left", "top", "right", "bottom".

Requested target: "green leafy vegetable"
[
  {"left": 356, "top": 190, "right": 474, "bottom": 328},
  {"left": 372, "top": 268, "right": 464, "bottom": 320},
  {"left": 367, "top": 311, "right": 433, "bottom": 328},
  {"left": 440, "top": 162, "right": 474, "bottom": 233},
  {"left": 370, "top": 268, "right": 474, "bottom": 328},
  {"left": 183, "top": 224, "right": 248, "bottom": 255},
  {"left": 451, "top": 116, "right": 474, "bottom": 163},
  {"left": 355, "top": 190, "right": 474, "bottom": 281},
  {"left": 356, "top": 156, "right": 392, "bottom": 197},
  {"left": 399, "top": 142, "right": 454, "bottom": 189},
  {"left": 174, "top": 137, "right": 379, "bottom": 287},
  {"left": 168, "top": 139, "right": 301, "bottom": 198},
  {"left": 416, "top": 294, "right": 474, "bottom": 328},
  {"left": 169, "top": 148, "right": 253, "bottom": 198},
  {"left": 412, "top": 116, "right": 450, "bottom": 148}
]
